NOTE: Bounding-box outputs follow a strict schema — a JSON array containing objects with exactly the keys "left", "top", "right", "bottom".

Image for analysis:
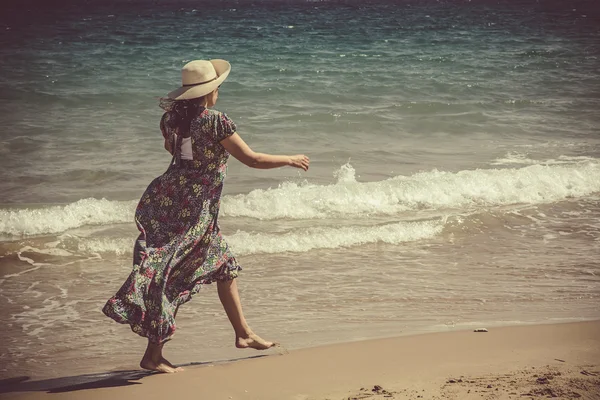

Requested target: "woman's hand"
[{"left": 289, "top": 155, "right": 310, "bottom": 171}]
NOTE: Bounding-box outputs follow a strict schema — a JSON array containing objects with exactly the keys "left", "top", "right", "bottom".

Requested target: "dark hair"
[{"left": 161, "top": 97, "right": 205, "bottom": 138}]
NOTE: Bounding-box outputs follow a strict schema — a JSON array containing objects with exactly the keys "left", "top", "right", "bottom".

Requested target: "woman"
[{"left": 103, "top": 59, "right": 310, "bottom": 373}]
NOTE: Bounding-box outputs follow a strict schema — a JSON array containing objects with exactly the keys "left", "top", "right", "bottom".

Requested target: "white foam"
[
  {"left": 228, "top": 219, "right": 444, "bottom": 255},
  {"left": 222, "top": 161, "right": 600, "bottom": 220},
  {"left": 1, "top": 160, "right": 599, "bottom": 236},
  {"left": 11, "top": 291, "right": 80, "bottom": 337},
  {"left": 491, "top": 152, "right": 597, "bottom": 166},
  {"left": 19, "top": 245, "right": 72, "bottom": 257},
  {"left": 490, "top": 151, "right": 540, "bottom": 165},
  {"left": 0, "top": 198, "right": 136, "bottom": 237},
  {"left": 74, "top": 237, "right": 132, "bottom": 256},
  {"left": 56, "top": 219, "right": 444, "bottom": 256},
  {"left": 0, "top": 252, "right": 44, "bottom": 285}
]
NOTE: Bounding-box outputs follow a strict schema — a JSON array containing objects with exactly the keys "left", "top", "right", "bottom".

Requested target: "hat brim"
[{"left": 167, "top": 59, "right": 231, "bottom": 100}]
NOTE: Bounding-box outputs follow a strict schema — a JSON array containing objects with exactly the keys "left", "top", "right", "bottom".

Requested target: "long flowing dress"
[{"left": 102, "top": 107, "right": 241, "bottom": 344}]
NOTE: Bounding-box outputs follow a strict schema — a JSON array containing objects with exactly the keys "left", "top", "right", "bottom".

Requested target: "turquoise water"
[
  {"left": 1, "top": 0, "right": 599, "bottom": 203},
  {"left": 0, "top": 0, "right": 599, "bottom": 380}
]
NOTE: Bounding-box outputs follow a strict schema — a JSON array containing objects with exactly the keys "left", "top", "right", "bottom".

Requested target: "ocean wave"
[
  {"left": 1, "top": 160, "right": 599, "bottom": 237},
  {"left": 222, "top": 160, "right": 600, "bottom": 219},
  {"left": 51, "top": 219, "right": 444, "bottom": 256},
  {"left": 490, "top": 152, "right": 597, "bottom": 166},
  {"left": 228, "top": 219, "right": 443, "bottom": 255},
  {"left": 0, "top": 198, "right": 136, "bottom": 237},
  {"left": 59, "top": 235, "right": 133, "bottom": 256}
]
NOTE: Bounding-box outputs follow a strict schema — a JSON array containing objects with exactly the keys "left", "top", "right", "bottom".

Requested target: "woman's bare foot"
[
  {"left": 140, "top": 342, "right": 183, "bottom": 373},
  {"left": 140, "top": 356, "right": 180, "bottom": 373},
  {"left": 159, "top": 357, "right": 183, "bottom": 371},
  {"left": 236, "top": 332, "right": 277, "bottom": 350},
  {"left": 217, "top": 280, "right": 278, "bottom": 351}
]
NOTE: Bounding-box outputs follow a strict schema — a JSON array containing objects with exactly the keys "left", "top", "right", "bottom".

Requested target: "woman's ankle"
[
  {"left": 235, "top": 327, "right": 253, "bottom": 339},
  {"left": 145, "top": 341, "right": 164, "bottom": 361}
]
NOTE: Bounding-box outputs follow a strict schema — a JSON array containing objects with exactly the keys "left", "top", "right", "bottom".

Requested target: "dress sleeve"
[{"left": 213, "top": 112, "right": 237, "bottom": 143}]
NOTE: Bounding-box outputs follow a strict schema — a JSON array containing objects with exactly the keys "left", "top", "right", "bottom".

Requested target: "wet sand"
[{"left": 1, "top": 321, "right": 598, "bottom": 399}]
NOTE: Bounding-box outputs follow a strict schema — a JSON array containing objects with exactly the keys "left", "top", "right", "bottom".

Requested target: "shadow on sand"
[{"left": 0, "top": 355, "right": 269, "bottom": 394}]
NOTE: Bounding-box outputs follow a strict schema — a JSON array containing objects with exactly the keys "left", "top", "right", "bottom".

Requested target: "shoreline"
[{"left": 2, "top": 320, "right": 599, "bottom": 399}]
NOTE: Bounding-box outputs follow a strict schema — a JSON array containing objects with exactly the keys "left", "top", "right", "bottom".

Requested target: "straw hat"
[{"left": 167, "top": 59, "right": 231, "bottom": 100}]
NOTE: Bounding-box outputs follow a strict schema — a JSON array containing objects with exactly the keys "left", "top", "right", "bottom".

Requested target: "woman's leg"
[
  {"left": 140, "top": 340, "right": 183, "bottom": 373},
  {"left": 140, "top": 306, "right": 183, "bottom": 373},
  {"left": 217, "top": 279, "right": 276, "bottom": 349}
]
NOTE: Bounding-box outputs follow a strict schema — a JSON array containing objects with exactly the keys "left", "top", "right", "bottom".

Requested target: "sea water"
[{"left": 0, "top": 0, "right": 599, "bottom": 379}]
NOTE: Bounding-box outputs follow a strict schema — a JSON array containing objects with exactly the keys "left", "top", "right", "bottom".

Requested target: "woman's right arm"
[{"left": 221, "top": 133, "right": 310, "bottom": 171}]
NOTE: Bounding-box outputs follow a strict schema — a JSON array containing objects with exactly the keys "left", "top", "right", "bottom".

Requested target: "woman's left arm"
[{"left": 221, "top": 133, "right": 309, "bottom": 170}]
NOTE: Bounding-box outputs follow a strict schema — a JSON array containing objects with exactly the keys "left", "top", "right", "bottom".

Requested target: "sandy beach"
[{"left": 1, "top": 321, "right": 598, "bottom": 400}]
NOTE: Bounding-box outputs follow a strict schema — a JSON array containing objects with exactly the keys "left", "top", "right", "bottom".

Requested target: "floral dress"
[{"left": 102, "top": 107, "right": 241, "bottom": 344}]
